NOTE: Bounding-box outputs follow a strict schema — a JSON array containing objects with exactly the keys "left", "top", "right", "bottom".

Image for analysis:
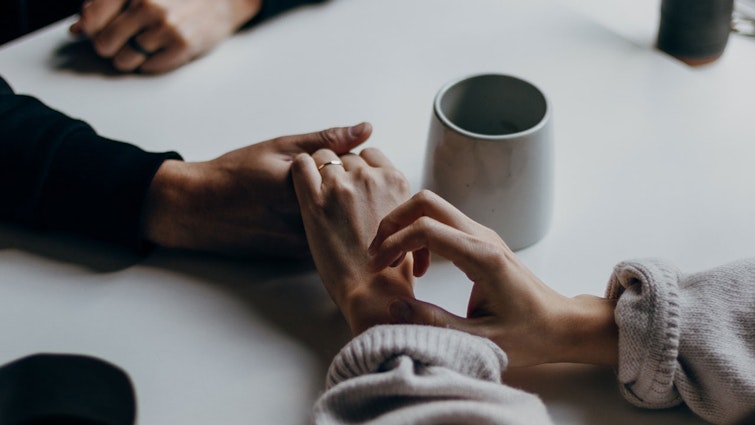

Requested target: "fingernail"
[
  {"left": 348, "top": 122, "right": 366, "bottom": 138},
  {"left": 390, "top": 300, "right": 412, "bottom": 323}
]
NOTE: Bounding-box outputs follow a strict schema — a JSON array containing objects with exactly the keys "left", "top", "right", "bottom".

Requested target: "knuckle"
[
  {"left": 414, "top": 216, "right": 436, "bottom": 234},
  {"left": 414, "top": 189, "right": 435, "bottom": 204},
  {"left": 290, "top": 155, "right": 308, "bottom": 174},
  {"left": 318, "top": 128, "right": 340, "bottom": 148},
  {"left": 385, "top": 168, "right": 408, "bottom": 186},
  {"left": 93, "top": 37, "right": 115, "bottom": 57}
]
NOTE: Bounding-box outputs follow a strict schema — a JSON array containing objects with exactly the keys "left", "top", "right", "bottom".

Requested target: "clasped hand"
[
  {"left": 71, "top": 0, "right": 261, "bottom": 72},
  {"left": 293, "top": 152, "right": 618, "bottom": 368}
]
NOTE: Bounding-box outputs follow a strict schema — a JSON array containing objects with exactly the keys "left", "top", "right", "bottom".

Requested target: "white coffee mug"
[{"left": 422, "top": 73, "right": 553, "bottom": 251}]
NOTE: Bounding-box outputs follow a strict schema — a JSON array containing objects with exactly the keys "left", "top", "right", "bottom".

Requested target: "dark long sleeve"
[
  {"left": 250, "top": 0, "right": 329, "bottom": 25},
  {"left": 0, "top": 75, "right": 181, "bottom": 250}
]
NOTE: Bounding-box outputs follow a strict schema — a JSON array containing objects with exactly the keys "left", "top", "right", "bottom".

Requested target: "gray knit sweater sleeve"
[
  {"left": 312, "top": 325, "right": 553, "bottom": 425},
  {"left": 606, "top": 258, "right": 755, "bottom": 425}
]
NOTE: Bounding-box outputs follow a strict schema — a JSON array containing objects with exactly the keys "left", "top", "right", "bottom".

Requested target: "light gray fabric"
[
  {"left": 312, "top": 324, "right": 553, "bottom": 425},
  {"left": 312, "top": 258, "right": 755, "bottom": 425},
  {"left": 607, "top": 258, "right": 755, "bottom": 425}
]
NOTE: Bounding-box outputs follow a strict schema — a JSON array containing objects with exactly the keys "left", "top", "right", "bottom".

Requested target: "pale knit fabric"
[
  {"left": 312, "top": 324, "right": 553, "bottom": 425},
  {"left": 606, "top": 258, "right": 755, "bottom": 425}
]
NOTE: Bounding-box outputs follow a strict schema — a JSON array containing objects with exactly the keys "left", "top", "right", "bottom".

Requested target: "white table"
[{"left": 1, "top": 0, "right": 753, "bottom": 423}]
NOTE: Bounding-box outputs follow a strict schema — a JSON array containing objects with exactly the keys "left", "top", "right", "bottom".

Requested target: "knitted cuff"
[
  {"left": 606, "top": 258, "right": 684, "bottom": 409},
  {"left": 326, "top": 325, "right": 507, "bottom": 389}
]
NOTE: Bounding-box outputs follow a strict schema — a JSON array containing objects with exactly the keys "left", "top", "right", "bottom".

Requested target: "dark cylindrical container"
[{"left": 657, "top": 0, "right": 734, "bottom": 65}]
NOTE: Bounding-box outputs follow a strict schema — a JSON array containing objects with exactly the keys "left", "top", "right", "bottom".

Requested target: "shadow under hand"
[
  {"left": 0, "top": 222, "right": 352, "bottom": 368},
  {"left": 145, "top": 250, "right": 352, "bottom": 372},
  {"left": 50, "top": 39, "right": 119, "bottom": 76},
  {"left": 0, "top": 223, "right": 139, "bottom": 273}
]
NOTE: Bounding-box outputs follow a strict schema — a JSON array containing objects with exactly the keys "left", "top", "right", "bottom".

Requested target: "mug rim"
[{"left": 433, "top": 73, "right": 551, "bottom": 141}]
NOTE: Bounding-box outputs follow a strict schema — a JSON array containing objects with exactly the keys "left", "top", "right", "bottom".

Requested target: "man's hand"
[
  {"left": 71, "top": 0, "right": 262, "bottom": 73},
  {"left": 141, "top": 123, "right": 372, "bottom": 258}
]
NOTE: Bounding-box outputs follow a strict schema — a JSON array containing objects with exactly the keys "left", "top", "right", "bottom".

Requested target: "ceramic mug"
[{"left": 421, "top": 73, "right": 553, "bottom": 251}]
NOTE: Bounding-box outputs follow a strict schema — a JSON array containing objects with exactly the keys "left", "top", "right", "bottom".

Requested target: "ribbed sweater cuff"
[
  {"left": 606, "top": 258, "right": 684, "bottom": 409},
  {"left": 326, "top": 325, "right": 507, "bottom": 389}
]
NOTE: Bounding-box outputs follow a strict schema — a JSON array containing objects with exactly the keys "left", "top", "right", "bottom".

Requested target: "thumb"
[
  {"left": 290, "top": 122, "right": 373, "bottom": 155},
  {"left": 390, "top": 298, "right": 477, "bottom": 335}
]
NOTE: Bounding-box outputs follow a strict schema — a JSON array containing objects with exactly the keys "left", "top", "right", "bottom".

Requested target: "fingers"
[
  {"left": 285, "top": 122, "right": 372, "bottom": 155},
  {"left": 91, "top": 3, "right": 162, "bottom": 58},
  {"left": 369, "top": 190, "right": 477, "bottom": 255},
  {"left": 290, "top": 154, "right": 322, "bottom": 208},
  {"left": 139, "top": 43, "right": 193, "bottom": 74},
  {"left": 359, "top": 147, "right": 394, "bottom": 168},
  {"left": 111, "top": 35, "right": 152, "bottom": 71},
  {"left": 311, "top": 150, "right": 347, "bottom": 176},
  {"left": 76, "top": 0, "right": 129, "bottom": 37},
  {"left": 367, "top": 190, "right": 508, "bottom": 281},
  {"left": 76, "top": 0, "right": 185, "bottom": 73},
  {"left": 370, "top": 215, "right": 484, "bottom": 273},
  {"left": 390, "top": 298, "right": 481, "bottom": 337},
  {"left": 412, "top": 247, "right": 431, "bottom": 277}
]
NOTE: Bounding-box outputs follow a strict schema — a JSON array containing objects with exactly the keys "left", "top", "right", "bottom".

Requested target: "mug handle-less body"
[{"left": 422, "top": 74, "right": 553, "bottom": 251}]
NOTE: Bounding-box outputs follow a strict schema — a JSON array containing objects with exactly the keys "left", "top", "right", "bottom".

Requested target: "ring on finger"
[{"left": 317, "top": 159, "right": 344, "bottom": 171}]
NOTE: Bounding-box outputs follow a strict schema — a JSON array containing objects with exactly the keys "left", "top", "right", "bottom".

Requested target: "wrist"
[
  {"left": 552, "top": 295, "right": 619, "bottom": 366},
  {"left": 340, "top": 263, "right": 415, "bottom": 335},
  {"left": 141, "top": 159, "right": 203, "bottom": 249}
]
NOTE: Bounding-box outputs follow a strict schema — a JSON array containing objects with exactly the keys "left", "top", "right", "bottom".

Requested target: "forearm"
[
  {"left": 0, "top": 76, "right": 181, "bottom": 250},
  {"left": 550, "top": 295, "right": 619, "bottom": 367}
]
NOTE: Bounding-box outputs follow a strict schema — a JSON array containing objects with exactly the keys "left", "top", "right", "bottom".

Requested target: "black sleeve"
[
  {"left": 0, "top": 75, "right": 182, "bottom": 251},
  {"left": 249, "top": 0, "right": 329, "bottom": 25}
]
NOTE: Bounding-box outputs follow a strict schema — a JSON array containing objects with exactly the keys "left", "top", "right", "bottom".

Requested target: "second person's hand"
[
  {"left": 367, "top": 190, "right": 619, "bottom": 367},
  {"left": 71, "top": 0, "right": 262, "bottom": 73}
]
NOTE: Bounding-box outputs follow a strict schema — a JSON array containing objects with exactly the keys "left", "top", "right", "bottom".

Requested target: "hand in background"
[
  {"left": 71, "top": 0, "right": 262, "bottom": 73},
  {"left": 291, "top": 146, "right": 413, "bottom": 335},
  {"left": 141, "top": 123, "right": 372, "bottom": 259},
  {"left": 368, "top": 190, "right": 619, "bottom": 367}
]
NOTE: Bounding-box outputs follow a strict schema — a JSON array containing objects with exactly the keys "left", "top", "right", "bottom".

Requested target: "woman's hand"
[
  {"left": 368, "top": 190, "right": 618, "bottom": 367},
  {"left": 291, "top": 146, "right": 414, "bottom": 335},
  {"left": 71, "top": 0, "right": 262, "bottom": 73}
]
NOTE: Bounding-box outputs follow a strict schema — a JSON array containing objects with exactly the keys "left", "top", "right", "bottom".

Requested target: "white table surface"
[{"left": 1, "top": 0, "right": 754, "bottom": 423}]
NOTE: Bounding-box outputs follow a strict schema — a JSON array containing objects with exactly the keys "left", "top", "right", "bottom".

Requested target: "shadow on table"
[
  {"left": 0, "top": 224, "right": 350, "bottom": 372},
  {"left": 0, "top": 227, "right": 722, "bottom": 424},
  {"left": 49, "top": 38, "right": 120, "bottom": 76},
  {"left": 142, "top": 248, "right": 352, "bottom": 372},
  {"left": 0, "top": 224, "right": 139, "bottom": 272}
]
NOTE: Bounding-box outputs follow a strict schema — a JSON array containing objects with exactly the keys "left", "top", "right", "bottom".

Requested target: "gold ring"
[{"left": 317, "top": 159, "right": 344, "bottom": 171}]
